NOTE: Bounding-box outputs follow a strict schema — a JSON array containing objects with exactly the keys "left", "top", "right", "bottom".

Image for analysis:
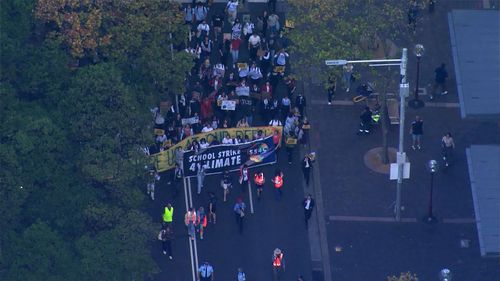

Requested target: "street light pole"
[
  {"left": 409, "top": 44, "right": 425, "bottom": 109},
  {"left": 325, "top": 49, "right": 409, "bottom": 222},
  {"left": 395, "top": 48, "right": 408, "bottom": 222},
  {"left": 423, "top": 159, "right": 438, "bottom": 223}
]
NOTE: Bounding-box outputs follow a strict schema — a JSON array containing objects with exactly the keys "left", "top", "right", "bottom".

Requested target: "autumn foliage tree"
[{"left": 287, "top": 0, "right": 408, "bottom": 81}]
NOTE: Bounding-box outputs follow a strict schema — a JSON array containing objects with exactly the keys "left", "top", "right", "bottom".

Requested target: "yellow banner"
[{"left": 153, "top": 126, "right": 283, "bottom": 172}]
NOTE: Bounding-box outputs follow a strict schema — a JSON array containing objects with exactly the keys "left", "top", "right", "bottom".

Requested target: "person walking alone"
[
  {"left": 158, "top": 224, "right": 174, "bottom": 259},
  {"left": 272, "top": 248, "right": 285, "bottom": 281},
  {"left": 441, "top": 132, "right": 455, "bottom": 167},
  {"left": 410, "top": 115, "right": 424, "bottom": 150},
  {"left": 327, "top": 76, "right": 336, "bottom": 105},
  {"left": 431, "top": 63, "right": 448, "bottom": 100},
  {"left": 302, "top": 194, "right": 315, "bottom": 229},
  {"left": 233, "top": 197, "right": 246, "bottom": 234},
  {"left": 237, "top": 267, "right": 246, "bottom": 281},
  {"left": 302, "top": 155, "right": 312, "bottom": 186},
  {"left": 162, "top": 203, "right": 174, "bottom": 225},
  {"left": 198, "top": 261, "right": 215, "bottom": 281}
]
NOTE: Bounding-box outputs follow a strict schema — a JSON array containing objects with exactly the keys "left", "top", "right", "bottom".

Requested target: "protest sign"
[
  {"left": 183, "top": 136, "right": 277, "bottom": 177},
  {"left": 152, "top": 126, "right": 282, "bottom": 172}
]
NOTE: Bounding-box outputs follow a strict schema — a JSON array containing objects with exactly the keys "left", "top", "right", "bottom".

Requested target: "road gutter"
[{"left": 303, "top": 79, "right": 333, "bottom": 281}]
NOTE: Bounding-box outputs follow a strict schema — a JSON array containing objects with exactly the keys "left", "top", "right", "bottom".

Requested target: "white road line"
[
  {"left": 183, "top": 178, "right": 196, "bottom": 281},
  {"left": 187, "top": 178, "right": 199, "bottom": 274},
  {"left": 248, "top": 180, "right": 254, "bottom": 214}
]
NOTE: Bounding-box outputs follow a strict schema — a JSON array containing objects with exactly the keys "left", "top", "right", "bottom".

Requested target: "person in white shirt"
[
  {"left": 235, "top": 80, "right": 250, "bottom": 96},
  {"left": 248, "top": 34, "right": 261, "bottom": 61},
  {"left": 244, "top": 21, "right": 254, "bottom": 39},
  {"left": 213, "top": 63, "right": 225, "bottom": 77},
  {"left": 226, "top": 0, "right": 239, "bottom": 24},
  {"left": 248, "top": 63, "right": 263, "bottom": 84},
  {"left": 222, "top": 133, "right": 233, "bottom": 144},
  {"left": 197, "top": 20, "right": 210, "bottom": 39},
  {"left": 199, "top": 138, "right": 209, "bottom": 149},
  {"left": 156, "top": 134, "right": 167, "bottom": 144},
  {"left": 201, "top": 123, "right": 214, "bottom": 133},
  {"left": 275, "top": 49, "right": 289, "bottom": 66}
]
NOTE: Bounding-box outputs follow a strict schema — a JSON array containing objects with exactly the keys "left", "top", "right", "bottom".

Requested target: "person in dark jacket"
[
  {"left": 358, "top": 106, "right": 372, "bottom": 134},
  {"left": 302, "top": 194, "right": 315, "bottom": 229}
]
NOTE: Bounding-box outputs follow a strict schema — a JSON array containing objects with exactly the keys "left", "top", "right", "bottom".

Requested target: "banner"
[
  {"left": 183, "top": 136, "right": 277, "bottom": 177},
  {"left": 152, "top": 126, "right": 282, "bottom": 172}
]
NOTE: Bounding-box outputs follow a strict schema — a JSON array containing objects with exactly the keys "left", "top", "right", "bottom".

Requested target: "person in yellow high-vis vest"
[{"left": 163, "top": 203, "right": 174, "bottom": 224}]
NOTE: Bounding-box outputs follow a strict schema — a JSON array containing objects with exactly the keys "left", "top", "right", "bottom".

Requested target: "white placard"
[
  {"left": 221, "top": 100, "right": 236, "bottom": 111},
  {"left": 390, "top": 162, "right": 411, "bottom": 180}
]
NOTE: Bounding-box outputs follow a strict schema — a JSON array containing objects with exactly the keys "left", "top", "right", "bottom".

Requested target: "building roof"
[
  {"left": 448, "top": 10, "right": 500, "bottom": 118},
  {"left": 466, "top": 145, "right": 500, "bottom": 257}
]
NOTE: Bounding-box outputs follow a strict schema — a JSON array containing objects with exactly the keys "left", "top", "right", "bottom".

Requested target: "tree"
[
  {"left": 288, "top": 0, "right": 408, "bottom": 164},
  {"left": 76, "top": 209, "right": 158, "bottom": 281},
  {"left": 5, "top": 221, "right": 78, "bottom": 281},
  {"left": 288, "top": 0, "right": 408, "bottom": 82}
]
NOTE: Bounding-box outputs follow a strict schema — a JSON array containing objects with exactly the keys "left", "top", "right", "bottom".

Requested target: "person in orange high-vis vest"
[
  {"left": 272, "top": 170, "right": 283, "bottom": 201},
  {"left": 184, "top": 208, "right": 198, "bottom": 240},
  {"left": 272, "top": 248, "right": 285, "bottom": 281},
  {"left": 254, "top": 171, "right": 265, "bottom": 200}
]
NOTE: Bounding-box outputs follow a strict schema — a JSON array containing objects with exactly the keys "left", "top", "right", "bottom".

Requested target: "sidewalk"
[{"left": 303, "top": 1, "right": 500, "bottom": 280}]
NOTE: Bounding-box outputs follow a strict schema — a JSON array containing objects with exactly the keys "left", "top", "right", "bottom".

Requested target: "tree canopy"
[
  {"left": 287, "top": 0, "right": 408, "bottom": 81},
  {"left": 0, "top": 0, "right": 192, "bottom": 279}
]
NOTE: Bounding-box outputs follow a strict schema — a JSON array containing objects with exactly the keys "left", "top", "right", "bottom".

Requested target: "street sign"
[
  {"left": 390, "top": 162, "right": 411, "bottom": 180},
  {"left": 325, "top": 60, "right": 347, "bottom": 66}
]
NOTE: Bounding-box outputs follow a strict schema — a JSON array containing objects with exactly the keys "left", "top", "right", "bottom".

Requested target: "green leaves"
[
  {"left": 5, "top": 221, "right": 78, "bottom": 281},
  {"left": 287, "top": 0, "right": 407, "bottom": 82}
]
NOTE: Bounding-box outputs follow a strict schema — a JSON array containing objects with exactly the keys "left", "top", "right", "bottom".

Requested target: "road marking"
[
  {"left": 329, "top": 215, "right": 417, "bottom": 223},
  {"left": 248, "top": 180, "right": 254, "bottom": 214},
  {"left": 329, "top": 215, "right": 476, "bottom": 224},
  {"left": 311, "top": 99, "right": 460, "bottom": 108},
  {"left": 442, "top": 218, "right": 476, "bottom": 224},
  {"left": 183, "top": 178, "right": 199, "bottom": 281}
]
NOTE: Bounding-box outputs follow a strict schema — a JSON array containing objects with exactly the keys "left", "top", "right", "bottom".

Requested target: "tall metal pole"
[
  {"left": 414, "top": 56, "right": 421, "bottom": 100},
  {"left": 395, "top": 48, "right": 408, "bottom": 221},
  {"left": 428, "top": 172, "right": 434, "bottom": 218}
]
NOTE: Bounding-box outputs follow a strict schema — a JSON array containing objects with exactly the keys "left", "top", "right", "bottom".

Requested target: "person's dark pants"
[
  {"left": 201, "top": 277, "right": 211, "bottom": 281},
  {"left": 286, "top": 146, "right": 293, "bottom": 163},
  {"left": 241, "top": 180, "right": 248, "bottom": 193},
  {"left": 235, "top": 214, "right": 244, "bottom": 233},
  {"left": 162, "top": 240, "right": 172, "bottom": 256},
  {"left": 250, "top": 46, "right": 258, "bottom": 61},
  {"left": 327, "top": 89, "right": 334, "bottom": 103},
  {"left": 302, "top": 167, "right": 310, "bottom": 186},
  {"left": 304, "top": 209, "right": 312, "bottom": 228},
  {"left": 274, "top": 187, "right": 282, "bottom": 201}
]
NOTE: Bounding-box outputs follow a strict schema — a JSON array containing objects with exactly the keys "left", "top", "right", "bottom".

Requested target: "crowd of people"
[
  {"left": 147, "top": 0, "right": 310, "bottom": 159},
  {"left": 150, "top": 1, "right": 317, "bottom": 280}
]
